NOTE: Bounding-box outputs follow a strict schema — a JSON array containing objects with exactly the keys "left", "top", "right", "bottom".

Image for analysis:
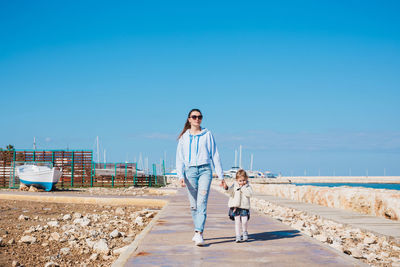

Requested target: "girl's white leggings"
[{"left": 234, "top": 216, "right": 248, "bottom": 236}]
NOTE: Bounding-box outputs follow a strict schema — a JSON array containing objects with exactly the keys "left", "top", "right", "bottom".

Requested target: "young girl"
[{"left": 223, "top": 169, "right": 253, "bottom": 242}]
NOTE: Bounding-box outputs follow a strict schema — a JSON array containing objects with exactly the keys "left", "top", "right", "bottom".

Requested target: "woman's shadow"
[{"left": 204, "top": 230, "right": 301, "bottom": 246}]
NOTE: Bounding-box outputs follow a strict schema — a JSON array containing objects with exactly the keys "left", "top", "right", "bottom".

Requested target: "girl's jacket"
[
  {"left": 225, "top": 181, "right": 253, "bottom": 209},
  {"left": 176, "top": 128, "right": 224, "bottom": 180}
]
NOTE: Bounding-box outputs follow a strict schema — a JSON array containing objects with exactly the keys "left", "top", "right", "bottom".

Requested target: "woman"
[{"left": 176, "top": 108, "right": 226, "bottom": 246}]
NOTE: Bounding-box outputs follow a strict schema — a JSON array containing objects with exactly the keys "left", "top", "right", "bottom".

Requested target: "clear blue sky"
[{"left": 1, "top": 1, "right": 399, "bottom": 176}]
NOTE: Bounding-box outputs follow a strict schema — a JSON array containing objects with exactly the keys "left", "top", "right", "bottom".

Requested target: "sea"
[{"left": 293, "top": 183, "right": 400, "bottom": 191}]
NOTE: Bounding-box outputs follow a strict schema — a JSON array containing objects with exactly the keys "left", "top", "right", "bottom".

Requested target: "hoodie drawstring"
[{"left": 189, "top": 135, "right": 193, "bottom": 163}]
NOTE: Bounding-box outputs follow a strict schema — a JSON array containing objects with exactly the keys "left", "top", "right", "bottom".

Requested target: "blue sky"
[{"left": 1, "top": 1, "right": 399, "bottom": 176}]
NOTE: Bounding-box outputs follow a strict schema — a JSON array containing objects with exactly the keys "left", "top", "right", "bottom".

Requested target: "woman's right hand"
[{"left": 179, "top": 179, "right": 186, "bottom": 187}]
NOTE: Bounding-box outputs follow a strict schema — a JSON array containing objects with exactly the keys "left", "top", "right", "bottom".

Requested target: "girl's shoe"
[
  {"left": 235, "top": 236, "right": 242, "bottom": 243},
  {"left": 193, "top": 232, "right": 205, "bottom": 246},
  {"left": 242, "top": 231, "right": 248, "bottom": 241}
]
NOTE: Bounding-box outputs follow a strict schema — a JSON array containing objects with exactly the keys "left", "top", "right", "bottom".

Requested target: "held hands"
[
  {"left": 179, "top": 179, "right": 186, "bottom": 187},
  {"left": 220, "top": 179, "right": 228, "bottom": 190}
]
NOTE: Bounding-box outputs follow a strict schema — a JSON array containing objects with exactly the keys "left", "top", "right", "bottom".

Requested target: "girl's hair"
[
  {"left": 178, "top": 109, "right": 202, "bottom": 139},
  {"left": 236, "top": 169, "right": 249, "bottom": 180}
]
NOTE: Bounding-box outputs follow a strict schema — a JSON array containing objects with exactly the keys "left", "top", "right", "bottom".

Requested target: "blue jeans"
[{"left": 184, "top": 164, "right": 213, "bottom": 232}]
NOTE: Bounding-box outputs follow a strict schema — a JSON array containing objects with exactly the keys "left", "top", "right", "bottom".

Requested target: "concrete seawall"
[
  {"left": 286, "top": 176, "right": 400, "bottom": 183},
  {"left": 251, "top": 183, "right": 400, "bottom": 221}
]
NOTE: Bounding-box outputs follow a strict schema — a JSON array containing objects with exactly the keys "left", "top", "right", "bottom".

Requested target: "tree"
[{"left": 6, "top": 144, "right": 15, "bottom": 150}]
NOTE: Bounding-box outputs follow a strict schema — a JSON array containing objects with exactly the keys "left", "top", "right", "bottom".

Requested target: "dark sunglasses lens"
[{"left": 191, "top": 115, "right": 203, "bottom": 120}]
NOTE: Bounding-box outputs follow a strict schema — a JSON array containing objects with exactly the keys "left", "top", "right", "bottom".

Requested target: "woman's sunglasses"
[{"left": 190, "top": 115, "right": 203, "bottom": 120}]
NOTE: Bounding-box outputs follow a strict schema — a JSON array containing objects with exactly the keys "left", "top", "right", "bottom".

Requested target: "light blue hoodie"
[{"left": 176, "top": 128, "right": 224, "bottom": 180}]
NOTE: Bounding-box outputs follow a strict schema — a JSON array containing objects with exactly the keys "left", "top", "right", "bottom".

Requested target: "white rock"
[
  {"left": 73, "top": 218, "right": 91, "bottom": 227},
  {"left": 0, "top": 237, "right": 2, "bottom": 246},
  {"left": 24, "top": 226, "right": 36, "bottom": 234},
  {"left": 110, "top": 229, "right": 121, "bottom": 238},
  {"left": 73, "top": 212, "right": 82, "bottom": 219},
  {"left": 145, "top": 212, "right": 155, "bottom": 218},
  {"left": 47, "top": 221, "right": 59, "bottom": 227},
  {"left": 44, "top": 262, "right": 59, "bottom": 267},
  {"left": 115, "top": 207, "right": 125, "bottom": 215},
  {"left": 89, "top": 253, "right": 98, "bottom": 261},
  {"left": 63, "top": 214, "right": 72, "bottom": 221},
  {"left": 42, "top": 242, "right": 49, "bottom": 247},
  {"left": 86, "top": 238, "right": 95, "bottom": 249},
  {"left": 50, "top": 232, "right": 60, "bottom": 241},
  {"left": 20, "top": 235, "right": 36, "bottom": 244},
  {"left": 8, "top": 238, "right": 15, "bottom": 245},
  {"left": 60, "top": 247, "right": 70, "bottom": 255},
  {"left": 314, "top": 234, "right": 328, "bottom": 243},
  {"left": 366, "top": 253, "right": 377, "bottom": 262},
  {"left": 102, "top": 255, "right": 111, "bottom": 260},
  {"left": 364, "top": 236, "right": 375, "bottom": 245},
  {"left": 135, "top": 216, "right": 144, "bottom": 226},
  {"left": 349, "top": 248, "right": 363, "bottom": 259},
  {"left": 89, "top": 230, "right": 98, "bottom": 238},
  {"left": 113, "top": 245, "right": 129, "bottom": 255},
  {"left": 18, "top": 215, "right": 29, "bottom": 220},
  {"left": 380, "top": 251, "right": 389, "bottom": 258},
  {"left": 93, "top": 239, "right": 109, "bottom": 255}
]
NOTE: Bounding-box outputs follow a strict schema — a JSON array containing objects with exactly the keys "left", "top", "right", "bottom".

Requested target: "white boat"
[
  {"left": 224, "top": 167, "right": 240, "bottom": 178},
  {"left": 247, "top": 170, "right": 265, "bottom": 178},
  {"left": 16, "top": 164, "right": 62, "bottom": 191}
]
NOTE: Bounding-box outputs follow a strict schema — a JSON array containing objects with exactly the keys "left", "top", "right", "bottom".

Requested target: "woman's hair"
[
  {"left": 236, "top": 169, "right": 249, "bottom": 180},
  {"left": 178, "top": 109, "right": 202, "bottom": 139}
]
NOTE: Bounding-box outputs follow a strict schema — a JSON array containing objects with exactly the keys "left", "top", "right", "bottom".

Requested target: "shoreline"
[{"left": 284, "top": 176, "right": 400, "bottom": 184}]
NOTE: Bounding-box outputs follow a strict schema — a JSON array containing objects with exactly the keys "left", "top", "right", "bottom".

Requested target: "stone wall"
[{"left": 252, "top": 184, "right": 400, "bottom": 221}]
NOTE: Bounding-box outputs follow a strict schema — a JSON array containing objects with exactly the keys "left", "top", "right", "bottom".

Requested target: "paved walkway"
[{"left": 124, "top": 188, "right": 363, "bottom": 267}]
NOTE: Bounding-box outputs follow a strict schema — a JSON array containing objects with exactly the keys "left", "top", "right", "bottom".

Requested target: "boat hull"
[{"left": 17, "top": 165, "right": 62, "bottom": 191}]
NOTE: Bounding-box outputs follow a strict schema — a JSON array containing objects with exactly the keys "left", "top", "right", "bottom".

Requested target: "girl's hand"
[
  {"left": 180, "top": 179, "right": 186, "bottom": 187},
  {"left": 220, "top": 179, "right": 228, "bottom": 190}
]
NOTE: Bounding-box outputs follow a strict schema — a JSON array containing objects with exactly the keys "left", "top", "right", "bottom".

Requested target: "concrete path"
[
  {"left": 124, "top": 188, "right": 363, "bottom": 267},
  {"left": 254, "top": 194, "right": 400, "bottom": 241}
]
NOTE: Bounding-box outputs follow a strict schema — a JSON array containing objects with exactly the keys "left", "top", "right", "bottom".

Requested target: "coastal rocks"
[
  {"left": 109, "top": 230, "right": 121, "bottom": 239},
  {"left": 251, "top": 184, "right": 400, "bottom": 221},
  {"left": 62, "top": 214, "right": 72, "bottom": 221}
]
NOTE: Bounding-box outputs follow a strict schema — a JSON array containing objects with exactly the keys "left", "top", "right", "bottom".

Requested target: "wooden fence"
[{"left": 0, "top": 150, "right": 165, "bottom": 188}]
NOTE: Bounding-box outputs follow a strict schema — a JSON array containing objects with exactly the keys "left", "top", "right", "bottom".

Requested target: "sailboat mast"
[
  {"left": 96, "top": 136, "right": 100, "bottom": 162},
  {"left": 234, "top": 149, "right": 237, "bottom": 167},
  {"left": 239, "top": 145, "right": 242, "bottom": 169}
]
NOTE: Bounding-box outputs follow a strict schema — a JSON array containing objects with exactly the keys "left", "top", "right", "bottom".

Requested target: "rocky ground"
[
  {"left": 2, "top": 185, "right": 172, "bottom": 197},
  {"left": 0, "top": 198, "right": 158, "bottom": 267}
]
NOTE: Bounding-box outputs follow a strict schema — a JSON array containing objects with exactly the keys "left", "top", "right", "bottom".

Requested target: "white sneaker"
[{"left": 192, "top": 232, "right": 205, "bottom": 246}]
